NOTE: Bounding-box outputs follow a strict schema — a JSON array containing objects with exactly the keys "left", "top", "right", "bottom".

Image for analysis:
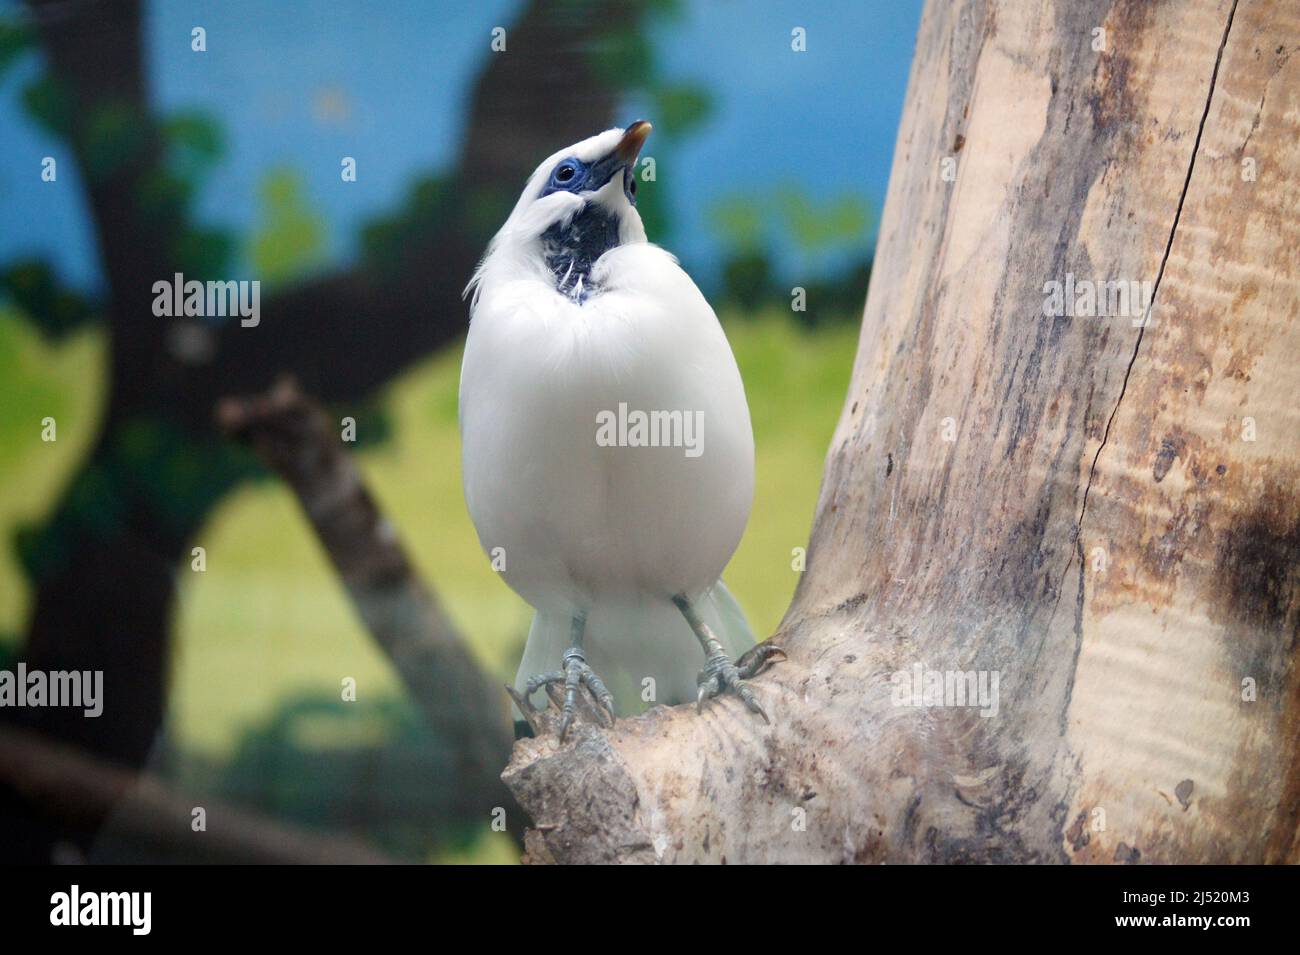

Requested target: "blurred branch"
[
  {"left": 217, "top": 378, "right": 518, "bottom": 828},
  {"left": 0, "top": 725, "right": 394, "bottom": 864}
]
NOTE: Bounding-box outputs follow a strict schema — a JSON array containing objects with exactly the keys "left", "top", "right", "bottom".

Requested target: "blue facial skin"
[{"left": 540, "top": 154, "right": 637, "bottom": 302}]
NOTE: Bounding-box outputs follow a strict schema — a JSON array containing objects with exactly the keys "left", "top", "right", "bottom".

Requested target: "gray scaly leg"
[
  {"left": 516, "top": 611, "right": 616, "bottom": 742},
  {"left": 672, "top": 593, "right": 786, "bottom": 723}
]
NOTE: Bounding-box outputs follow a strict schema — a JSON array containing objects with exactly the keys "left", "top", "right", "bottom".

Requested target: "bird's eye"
[{"left": 544, "top": 158, "right": 587, "bottom": 194}]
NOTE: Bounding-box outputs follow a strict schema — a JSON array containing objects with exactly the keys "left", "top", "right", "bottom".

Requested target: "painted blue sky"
[{"left": 0, "top": 0, "right": 922, "bottom": 296}]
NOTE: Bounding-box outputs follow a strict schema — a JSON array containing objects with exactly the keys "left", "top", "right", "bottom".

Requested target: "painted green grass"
[{"left": 0, "top": 310, "right": 105, "bottom": 644}]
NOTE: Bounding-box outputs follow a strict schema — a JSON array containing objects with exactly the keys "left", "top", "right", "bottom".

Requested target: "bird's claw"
[
  {"left": 735, "top": 642, "right": 787, "bottom": 678},
  {"left": 695, "top": 643, "right": 785, "bottom": 724},
  {"left": 517, "top": 650, "right": 617, "bottom": 742}
]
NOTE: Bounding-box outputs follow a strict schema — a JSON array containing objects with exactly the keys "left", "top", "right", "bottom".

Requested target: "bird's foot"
[
  {"left": 696, "top": 643, "right": 787, "bottom": 723},
  {"left": 509, "top": 647, "right": 617, "bottom": 742}
]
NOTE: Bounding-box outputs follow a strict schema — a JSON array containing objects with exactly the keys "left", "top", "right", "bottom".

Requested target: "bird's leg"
[
  {"left": 672, "top": 594, "right": 786, "bottom": 724},
  {"left": 518, "top": 611, "right": 617, "bottom": 742}
]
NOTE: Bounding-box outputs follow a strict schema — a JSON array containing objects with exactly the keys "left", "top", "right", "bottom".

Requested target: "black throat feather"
[{"left": 542, "top": 205, "right": 621, "bottom": 303}]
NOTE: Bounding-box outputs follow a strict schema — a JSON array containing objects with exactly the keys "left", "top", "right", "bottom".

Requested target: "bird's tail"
[{"left": 513, "top": 580, "right": 756, "bottom": 718}]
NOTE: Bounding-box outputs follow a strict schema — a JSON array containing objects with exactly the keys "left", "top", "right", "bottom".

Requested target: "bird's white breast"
[{"left": 459, "top": 244, "right": 753, "bottom": 615}]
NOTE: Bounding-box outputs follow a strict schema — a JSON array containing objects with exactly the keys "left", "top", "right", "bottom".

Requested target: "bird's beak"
[
  {"left": 584, "top": 121, "right": 653, "bottom": 195},
  {"left": 615, "top": 120, "right": 652, "bottom": 165}
]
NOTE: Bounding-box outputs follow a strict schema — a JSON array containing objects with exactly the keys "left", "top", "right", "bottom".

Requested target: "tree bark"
[{"left": 503, "top": 0, "right": 1300, "bottom": 864}]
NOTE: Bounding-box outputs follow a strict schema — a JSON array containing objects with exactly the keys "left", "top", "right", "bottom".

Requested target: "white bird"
[{"left": 460, "top": 121, "right": 783, "bottom": 739}]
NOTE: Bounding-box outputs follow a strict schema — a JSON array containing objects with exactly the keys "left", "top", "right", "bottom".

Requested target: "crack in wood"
[{"left": 1063, "top": 0, "right": 1241, "bottom": 591}]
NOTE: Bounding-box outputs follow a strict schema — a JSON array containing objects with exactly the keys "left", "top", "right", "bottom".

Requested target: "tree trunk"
[{"left": 502, "top": 0, "right": 1300, "bottom": 864}]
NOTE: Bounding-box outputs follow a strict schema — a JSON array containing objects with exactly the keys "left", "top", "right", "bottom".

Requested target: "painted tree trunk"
[{"left": 502, "top": 0, "right": 1300, "bottom": 864}]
